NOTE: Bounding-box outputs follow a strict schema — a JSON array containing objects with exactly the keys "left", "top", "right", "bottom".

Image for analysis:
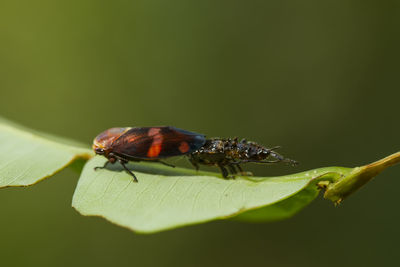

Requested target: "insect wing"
[
  {"left": 155, "top": 127, "right": 206, "bottom": 157},
  {"left": 111, "top": 127, "right": 206, "bottom": 159}
]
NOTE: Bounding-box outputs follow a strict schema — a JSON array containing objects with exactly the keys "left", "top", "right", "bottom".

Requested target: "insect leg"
[
  {"left": 119, "top": 160, "right": 138, "bottom": 182},
  {"left": 235, "top": 164, "right": 253, "bottom": 177},
  {"left": 154, "top": 160, "right": 175, "bottom": 168},
  {"left": 188, "top": 155, "right": 200, "bottom": 171},
  {"left": 228, "top": 164, "right": 237, "bottom": 175},
  {"left": 94, "top": 160, "right": 110, "bottom": 171},
  {"left": 217, "top": 164, "right": 229, "bottom": 179},
  {"left": 236, "top": 164, "right": 244, "bottom": 172}
]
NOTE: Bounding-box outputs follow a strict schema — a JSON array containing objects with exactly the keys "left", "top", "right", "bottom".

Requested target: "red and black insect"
[
  {"left": 188, "top": 137, "right": 298, "bottom": 178},
  {"left": 93, "top": 127, "right": 206, "bottom": 182}
]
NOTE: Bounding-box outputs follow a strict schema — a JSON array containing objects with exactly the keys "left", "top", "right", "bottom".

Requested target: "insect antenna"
[
  {"left": 269, "top": 146, "right": 281, "bottom": 151},
  {"left": 264, "top": 148, "right": 299, "bottom": 166},
  {"left": 283, "top": 158, "right": 299, "bottom": 166}
]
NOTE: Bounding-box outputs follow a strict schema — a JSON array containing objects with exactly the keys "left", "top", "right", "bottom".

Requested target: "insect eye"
[{"left": 95, "top": 148, "right": 105, "bottom": 154}]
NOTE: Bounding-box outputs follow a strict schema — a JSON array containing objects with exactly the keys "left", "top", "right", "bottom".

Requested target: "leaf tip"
[{"left": 322, "top": 152, "right": 400, "bottom": 204}]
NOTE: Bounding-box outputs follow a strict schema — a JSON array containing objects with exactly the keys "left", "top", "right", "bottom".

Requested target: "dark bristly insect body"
[
  {"left": 93, "top": 127, "right": 206, "bottom": 182},
  {"left": 188, "top": 137, "right": 298, "bottom": 178}
]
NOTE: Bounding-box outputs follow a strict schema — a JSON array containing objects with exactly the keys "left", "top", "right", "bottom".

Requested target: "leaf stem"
[{"left": 323, "top": 152, "right": 400, "bottom": 204}]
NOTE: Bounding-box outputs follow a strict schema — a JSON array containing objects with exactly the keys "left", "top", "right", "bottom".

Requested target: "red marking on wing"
[
  {"left": 147, "top": 133, "right": 163, "bottom": 157},
  {"left": 148, "top": 128, "right": 161, "bottom": 136},
  {"left": 178, "top": 141, "right": 190, "bottom": 153},
  {"left": 127, "top": 136, "right": 141, "bottom": 143}
]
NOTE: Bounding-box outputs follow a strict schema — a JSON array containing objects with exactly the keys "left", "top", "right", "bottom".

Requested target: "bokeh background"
[{"left": 0, "top": 0, "right": 399, "bottom": 266}]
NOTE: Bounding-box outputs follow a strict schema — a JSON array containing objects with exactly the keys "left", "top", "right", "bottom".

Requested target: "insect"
[
  {"left": 93, "top": 127, "right": 206, "bottom": 182},
  {"left": 188, "top": 137, "right": 298, "bottom": 178}
]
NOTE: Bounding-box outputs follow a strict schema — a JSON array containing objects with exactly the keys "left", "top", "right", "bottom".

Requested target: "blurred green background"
[{"left": 0, "top": 0, "right": 399, "bottom": 266}]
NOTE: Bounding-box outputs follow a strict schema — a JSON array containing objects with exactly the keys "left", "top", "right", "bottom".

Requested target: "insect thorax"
[{"left": 191, "top": 138, "right": 271, "bottom": 164}]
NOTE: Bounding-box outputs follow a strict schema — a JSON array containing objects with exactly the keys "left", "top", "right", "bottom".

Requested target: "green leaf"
[
  {"left": 73, "top": 153, "right": 400, "bottom": 233},
  {"left": 0, "top": 118, "right": 92, "bottom": 187},
  {"left": 232, "top": 183, "right": 320, "bottom": 222},
  {"left": 1, "top": 117, "right": 399, "bottom": 233}
]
